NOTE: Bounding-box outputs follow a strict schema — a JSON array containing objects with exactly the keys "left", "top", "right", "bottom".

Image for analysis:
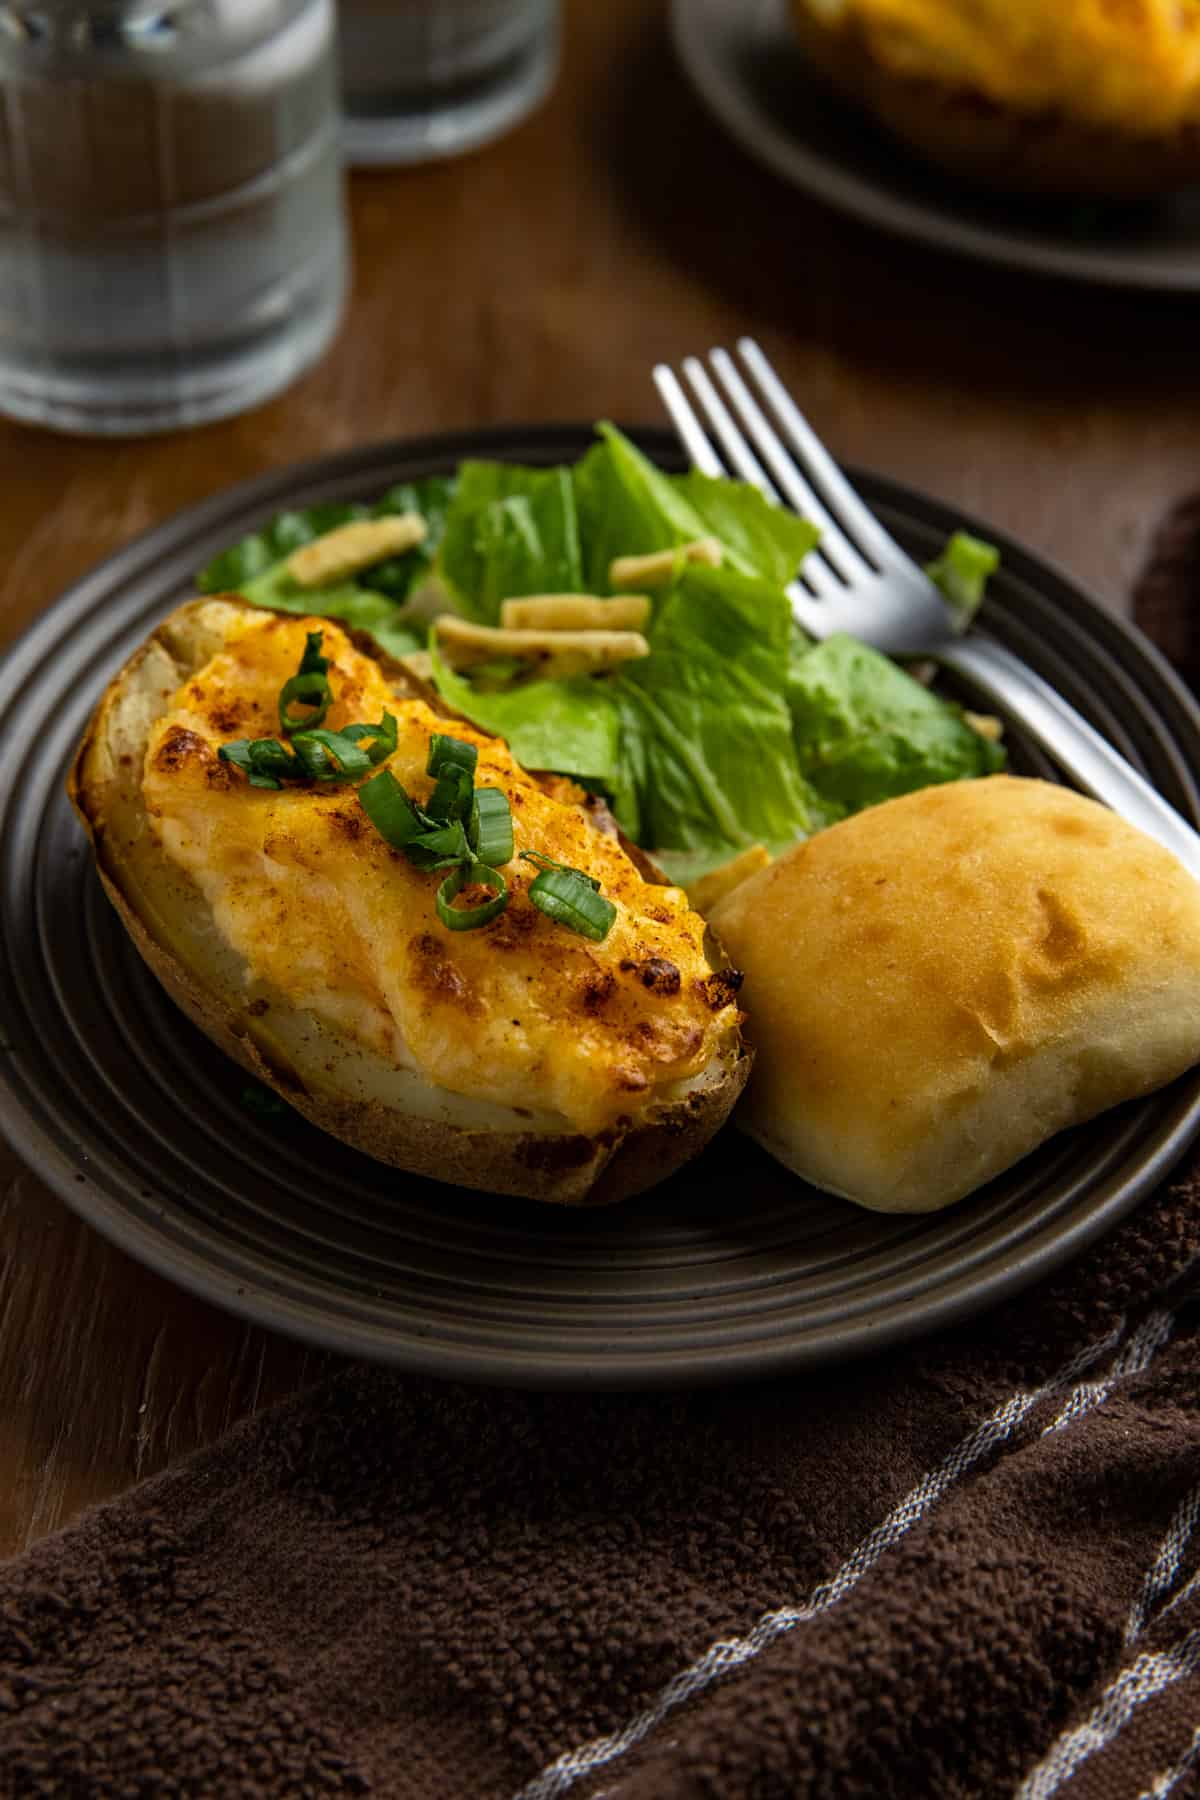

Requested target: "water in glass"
[
  {"left": 338, "top": 0, "right": 558, "bottom": 165},
  {"left": 0, "top": 0, "right": 348, "bottom": 434}
]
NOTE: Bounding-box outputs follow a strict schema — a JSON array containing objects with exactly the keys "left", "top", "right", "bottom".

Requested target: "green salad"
[{"left": 197, "top": 425, "right": 1003, "bottom": 883}]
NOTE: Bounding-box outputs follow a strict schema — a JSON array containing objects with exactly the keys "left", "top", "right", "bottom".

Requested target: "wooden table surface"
[{"left": 1, "top": 0, "right": 1198, "bottom": 1562}]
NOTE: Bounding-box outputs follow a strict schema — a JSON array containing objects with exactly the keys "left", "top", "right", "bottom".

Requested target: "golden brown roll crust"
[
  {"left": 789, "top": 0, "right": 1200, "bottom": 198},
  {"left": 710, "top": 776, "right": 1200, "bottom": 1212}
]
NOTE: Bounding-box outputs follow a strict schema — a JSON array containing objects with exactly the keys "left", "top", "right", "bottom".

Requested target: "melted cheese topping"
[
  {"left": 142, "top": 608, "right": 739, "bottom": 1136},
  {"left": 814, "top": 0, "right": 1200, "bottom": 133}
]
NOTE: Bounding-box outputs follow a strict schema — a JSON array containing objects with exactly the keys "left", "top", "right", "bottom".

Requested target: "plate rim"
[
  {"left": 670, "top": 0, "right": 1200, "bottom": 293},
  {"left": 3, "top": 420, "right": 1199, "bottom": 1390}
]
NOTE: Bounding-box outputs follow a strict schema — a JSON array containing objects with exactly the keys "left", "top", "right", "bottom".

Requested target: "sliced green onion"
[
  {"left": 222, "top": 729, "right": 372, "bottom": 788},
  {"left": 218, "top": 739, "right": 261, "bottom": 778},
  {"left": 279, "top": 631, "right": 333, "bottom": 733},
  {"left": 426, "top": 761, "right": 474, "bottom": 824},
  {"left": 219, "top": 737, "right": 300, "bottom": 788},
  {"left": 519, "top": 849, "right": 601, "bottom": 892},
  {"left": 527, "top": 867, "right": 616, "bottom": 941},
  {"left": 291, "top": 729, "right": 373, "bottom": 781},
  {"left": 298, "top": 629, "right": 330, "bottom": 676},
  {"left": 219, "top": 738, "right": 284, "bottom": 789},
  {"left": 470, "top": 787, "right": 514, "bottom": 867},
  {"left": 405, "top": 820, "right": 471, "bottom": 870},
  {"left": 246, "top": 738, "right": 297, "bottom": 781},
  {"left": 426, "top": 733, "right": 478, "bottom": 780},
  {"left": 357, "top": 765, "right": 608, "bottom": 937},
  {"left": 359, "top": 774, "right": 471, "bottom": 866},
  {"left": 359, "top": 770, "right": 424, "bottom": 848},
  {"left": 224, "top": 629, "right": 391, "bottom": 786},
  {"left": 436, "top": 861, "right": 508, "bottom": 931},
  {"left": 341, "top": 710, "right": 398, "bottom": 765},
  {"left": 288, "top": 733, "right": 334, "bottom": 780},
  {"left": 279, "top": 669, "right": 331, "bottom": 732}
]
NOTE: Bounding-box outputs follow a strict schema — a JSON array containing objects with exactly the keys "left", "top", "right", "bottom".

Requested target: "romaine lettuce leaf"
[
  {"left": 672, "top": 469, "right": 820, "bottom": 588},
  {"left": 197, "top": 566, "right": 422, "bottom": 661},
  {"left": 437, "top": 462, "right": 583, "bottom": 621},
  {"left": 573, "top": 423, "right": 819, "bottom": 590},
  {"left": 193, "top": 478, "right": 453, "bottom": 658},
  {"left": 428, "top": 563, "right": 820, "bottom": 874},
  {"left": 194, "top": 434, "right": 1007, "bottom": 888},
  {"left": 785, "top": 631, "right": 1005, "bottom": 819},
  {"left": 433, "top": 426, "right": 820, "bottom": 618},
  {"left": 428, "top": 644, "right": 627, "bottom": 814},
  {"left": 572, "top": 426, "right": 719, "bottom": 588},
  {"left": 361, "top": 477, "right": 456, "bottom": 599},
  {"left": 611, "top": 565, "right": 821, "bottom": 868}
]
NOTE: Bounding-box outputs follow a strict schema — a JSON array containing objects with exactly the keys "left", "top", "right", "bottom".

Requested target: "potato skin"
[
  {"left": 68, "top": 598, "right": 750, "bottom": 1206},
  {"left": 790, "top": 1, "right": 1200, "bottom": 199}
]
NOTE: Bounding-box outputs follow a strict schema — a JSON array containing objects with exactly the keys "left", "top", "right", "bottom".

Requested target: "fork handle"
[{"left": 939, "top": 635, "right": 1200, "bottom": 882}]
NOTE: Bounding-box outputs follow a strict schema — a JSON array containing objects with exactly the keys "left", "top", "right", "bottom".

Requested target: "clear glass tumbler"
[
  {"left": 337, "top": 0, "right": 559, "bottom": 166},
  {"left": 0, "top": 1, "right": 349, "bottom": 435}
]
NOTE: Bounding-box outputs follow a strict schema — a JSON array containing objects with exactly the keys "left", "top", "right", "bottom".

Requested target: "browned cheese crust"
[{"left": 69, "top": 598, "right": 750, "bottom": 1206}]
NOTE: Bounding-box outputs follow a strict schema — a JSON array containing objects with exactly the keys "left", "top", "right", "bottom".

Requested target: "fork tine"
[
  {"left": 654, "top": 358, "right": 838, "bottom": 611},
  {"left": 737, "top": 337, "right": 908, "bottom": 573},
  {"left": 653, "top": 365, "right": 725, "bottom": 478},
  {"left": 708, "top": 347, "right": 871, "bottom": 588},
  {"left": 681, "top": 357, "right": 779, "bottom": 497},
  {"left": 665, "top": 359, "right": 841, "bottom": 602},
  {"left": 658, "top": 358, "right": 845, "bottom": 604}
]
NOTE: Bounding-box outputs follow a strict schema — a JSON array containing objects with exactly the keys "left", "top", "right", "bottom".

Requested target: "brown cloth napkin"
[{"left": 4, "top": 519, "right": 1200, "bottom": 1800}]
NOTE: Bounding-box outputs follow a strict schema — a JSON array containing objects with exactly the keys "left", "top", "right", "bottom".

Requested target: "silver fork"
[{"left": 654, "top": 338, "right": 1200, "bottom": 881}]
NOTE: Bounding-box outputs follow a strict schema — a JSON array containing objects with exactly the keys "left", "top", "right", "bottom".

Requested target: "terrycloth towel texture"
[{"left": 3, "top": 520, "right": 1200, "bottom": 1799}]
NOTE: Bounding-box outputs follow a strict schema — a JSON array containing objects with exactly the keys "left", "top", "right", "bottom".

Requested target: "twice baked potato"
[
  {"left": 790, "top": 0, "right": 1200, "bottom": 198},
  {"left": 70, "top": 598, "right": 749, "bottom": 1205}
]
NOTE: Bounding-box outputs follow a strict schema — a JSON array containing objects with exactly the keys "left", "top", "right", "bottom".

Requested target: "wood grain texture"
[{"left": 0, "top": 0, "right": 1197, "bottom": 1561}]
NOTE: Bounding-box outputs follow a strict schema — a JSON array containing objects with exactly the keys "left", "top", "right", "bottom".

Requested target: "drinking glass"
[
  {"left": 0, "top": 0, "right": 349, "bottom": 434},
  {"left": 337, "top": 0, "right": 559, "bottom": 165}
]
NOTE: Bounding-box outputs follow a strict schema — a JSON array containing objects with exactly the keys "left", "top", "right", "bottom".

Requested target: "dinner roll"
[{"left": 710, "top": 777, "right": 1200, "bottom": 1212}]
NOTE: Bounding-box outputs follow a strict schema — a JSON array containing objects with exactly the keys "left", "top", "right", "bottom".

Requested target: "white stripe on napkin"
[
  {"left": 1137, "top": 1723, "right": 1200, "bottom": 1800},
  {"left": 514, "top": 1307, "right": 1175, "bottom": 1800},
  {"left": 1016, "top": 1627, "right": 1200, "bottom": 1800},
  {"left": 1040, "top": 1309, "right": 1174, "bottom": 1438},
  {"left": 1159, "top": 1564, "right": 1200, "bottom": 1628},
  {"left": 1126, "top": 1481, "right": 1200, "bottom": 1643}
]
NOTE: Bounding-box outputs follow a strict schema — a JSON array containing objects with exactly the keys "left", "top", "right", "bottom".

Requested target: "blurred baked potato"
[{"left": 789, "top": 0, "right": 1200, "bottom": 198}]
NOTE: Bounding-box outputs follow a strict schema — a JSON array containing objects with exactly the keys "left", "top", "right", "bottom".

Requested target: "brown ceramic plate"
[
  {"left": 673, "top": 0, "right": 1200, "bottom": 291},
  {"left": 2, "top": 425, "right": 1198, "bottom": 1389}
]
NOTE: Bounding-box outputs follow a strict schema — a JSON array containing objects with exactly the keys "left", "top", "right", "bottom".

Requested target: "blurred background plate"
[
  {"left": 2, "top": 424, "right": 1199, "bottom": 1390},
  {"left": 673, "top": 0, "right": 1200, "bottom": 292}
]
